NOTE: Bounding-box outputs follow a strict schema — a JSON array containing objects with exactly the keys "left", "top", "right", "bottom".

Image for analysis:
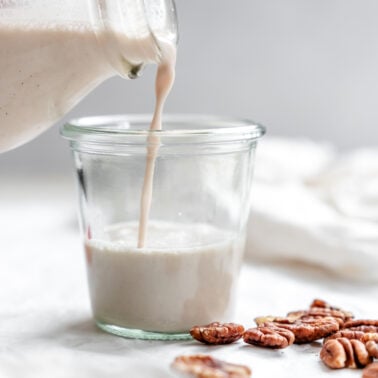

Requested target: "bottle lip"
[{"left": 60, "top": 114, "right": 266, "bottom": 146}]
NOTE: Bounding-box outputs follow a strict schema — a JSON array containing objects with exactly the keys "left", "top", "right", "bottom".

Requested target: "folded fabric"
[{"left": 246, "top": 138, "right": 378, "bottom": 282}]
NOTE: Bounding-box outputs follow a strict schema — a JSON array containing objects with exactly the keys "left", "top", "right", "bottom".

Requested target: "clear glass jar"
[
  {"left": 0, "top": 0, "right": 177, "bottom": 152},
  {"left": 61, "top": 115, "right": 265, "bottom": 340}
]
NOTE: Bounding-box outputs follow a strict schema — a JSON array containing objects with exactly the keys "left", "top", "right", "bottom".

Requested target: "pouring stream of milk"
[{"left": 137, "top": 44, "right": 176, "bottom": 248}]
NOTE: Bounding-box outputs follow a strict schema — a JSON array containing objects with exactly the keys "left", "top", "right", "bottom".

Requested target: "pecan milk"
[{"left": 85, "top": 222, "right": 243, "bottom": 332}]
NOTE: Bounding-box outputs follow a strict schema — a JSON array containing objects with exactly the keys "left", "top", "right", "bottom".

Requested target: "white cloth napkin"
[{"left": 246, "top": 138, "right": 378, "bottom": 282}]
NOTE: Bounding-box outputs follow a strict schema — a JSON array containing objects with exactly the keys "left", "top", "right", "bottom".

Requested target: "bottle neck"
[{"left": 89, "top": 0, "right": 178, "bottom": 79}]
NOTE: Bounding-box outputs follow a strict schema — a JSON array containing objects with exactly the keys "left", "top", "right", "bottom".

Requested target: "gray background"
[{"left": 2, "top": 0, "right": 378, "bottom": 174}]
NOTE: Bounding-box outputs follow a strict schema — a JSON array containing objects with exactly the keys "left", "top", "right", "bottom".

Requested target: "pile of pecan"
[
  {"left": 184, "top": 298, "right": 378, "bottom": 375},
  {"left": 321, "top": 318, "right": 378, "bottom": 369}
]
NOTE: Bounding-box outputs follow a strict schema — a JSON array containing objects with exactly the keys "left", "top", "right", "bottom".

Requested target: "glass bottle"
[{"left": 0, "top": 0, "right": 177, "bottom": 152}]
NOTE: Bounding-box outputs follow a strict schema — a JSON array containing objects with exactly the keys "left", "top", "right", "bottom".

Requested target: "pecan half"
[
  {"left": 310, "top": 299, "right": 354, "bottom": 320},
  {"left": 285, "top": 306, "right": 349, "bottom": 327},
  {"left": 324, "top": 330, "right": 366, "bottom": 343},
  {"left": 190, "top": 322, "right": 245, "bottom": 345},
  {"left": 321, "top": 338, "right": 373, "bottom": 369},
  {"left": 243, "top": 325, "right": 295, "bottom": 349},
  {"left": 304, "top": 307, "right": 348, "bottom": 326},
  {"left": 363, "top": 362, "right": 378, "bottom": 378},
  {"left": 347, "top": 326, "right": 378, "bottom": 333},
  {"left": 344, "top": 320, "right": 378, "bottom": 329},
  {"left": 172, "top": 355, "right": 252, "bottom": 378},
  {"left": 260, "top": 316, "right": 339, "bottom": 344}
]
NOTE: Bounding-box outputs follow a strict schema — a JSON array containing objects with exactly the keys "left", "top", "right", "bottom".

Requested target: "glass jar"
[
  {"left": 0, "top": 0, "right": 177, "bottom": 152},
  {"left": 61, "top": 114, "right": 265, "bottom": 340}
]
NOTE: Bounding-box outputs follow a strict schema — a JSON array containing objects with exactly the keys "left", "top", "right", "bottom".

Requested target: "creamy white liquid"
[{"left": 86, "top": 222, "right": 243, "bottom": 332}]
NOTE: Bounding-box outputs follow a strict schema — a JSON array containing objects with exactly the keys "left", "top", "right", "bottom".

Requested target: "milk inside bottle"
[{"left": 0, "top": 0, "right": 177, "bottom": 152}]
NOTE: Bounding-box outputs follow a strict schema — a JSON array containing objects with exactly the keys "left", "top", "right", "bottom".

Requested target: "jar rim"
[{"left": 60, "top": 114, "right": 266, "bottom": 145}]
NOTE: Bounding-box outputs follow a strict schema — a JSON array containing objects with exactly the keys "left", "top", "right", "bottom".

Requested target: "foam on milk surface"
[
  {"left": 103, "top": 221, "right": 225, "bottom": 250},
  {"left": 86, "top": 221, "right": 243, "bottom": 332}
]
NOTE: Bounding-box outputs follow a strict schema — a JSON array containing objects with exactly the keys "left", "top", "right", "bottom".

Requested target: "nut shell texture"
[
  {"left": 190, "top": 322, "right": 245, "bottom": 345},
  {"left": 243, "top": 326, "right": 295, "bottom": 349},
  {"left": 271, "top": 317, "right": 339, "bottom": 344}
]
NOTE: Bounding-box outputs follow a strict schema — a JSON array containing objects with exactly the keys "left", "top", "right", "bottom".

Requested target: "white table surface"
[{"left": 1, "top": 175, "right": 377, "bottom": 378}]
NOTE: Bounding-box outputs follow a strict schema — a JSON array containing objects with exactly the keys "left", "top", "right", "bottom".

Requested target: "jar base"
[{"left": 96, "top": 320, "right": 192, "bottom": 341}]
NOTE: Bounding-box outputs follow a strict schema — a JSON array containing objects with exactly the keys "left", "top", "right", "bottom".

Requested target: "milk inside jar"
[{"left": 86, "top": 221, "right": 244, "bottom": 333}]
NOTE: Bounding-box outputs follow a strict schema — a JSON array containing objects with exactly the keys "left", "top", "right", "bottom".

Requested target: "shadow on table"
[{"left": 38, "top": 317, "right": 191, "bottom": 356}]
